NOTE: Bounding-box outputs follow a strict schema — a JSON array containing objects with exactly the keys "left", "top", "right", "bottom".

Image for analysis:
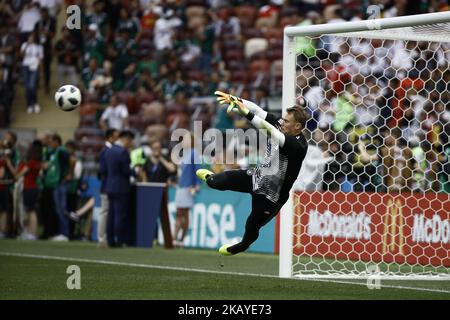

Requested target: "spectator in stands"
[
  {"left": 213, "top": 7, "right": 241, "bottom": 40},
  {"left": 17, "top": 1, "right": 41, "bottom": 43},
  {"left": 0, "top": 66, "right": 13, "bottom": 126},
  {"left": 153, "top": 7, "right": 182, "bottom": 60},
  {"left": 90, "top": 59, "right": 113, "bottom": 103},
  {"left": 0, "top": 21, "right": 16, "bottom": 87},
  {"left": 85, "top": 0, "right": 109, "bottom": 37},
  {"left": 101, "top": 130, "right": 135, "bottom": 247},
  {"left": 34, "top": 0, "right": 62, "bottom": 18},
  {"left": 351, "top": 133, "right": 382, "bottom": 192},
  {"left": 0, "top": 0, "right": 14, "bottom": 22},
  {"left": 35, "top": 6, "right": 56, "bottom": 94},
  {"left": 55, "top": 27, "right": 80, "bottom": 87},
  {"left": 294, "top": 136, "right": 332, "bottom": 192},
  {"left": 83, "top": 23, "right": 106, "bottom": 67},
  {"left": 109, "top": 28, "right": 137, "bottom": 90},
  {"left": 20, "top": 32, "right": 43, "bottom": 114},
  {"left": 321, "top": 130, "right": 351, "bottom": 191},
  {"left": 100, "top": 94, "right": 130, "bottom": 131},
  {"left": 97, "top": 128, "right": 118, "bottom": 247},
  {"left": 43, "top": 134, "right": 70, "bottom": 241},
  {"left": 117, "top": 6, "right": 141, "bottom": 38},
  {"left": 381, "top": 128, "right": 415, "bottom": 193},
  {"left": 82, "top": 58, "right": 102, "bottom": 90},
  {"left": 173, "top": 132, "right": 201, "bottom": 247},
  {"left": 14, "top": 140, "right": 42, "bottom": 240},
  {"left": 196, "top": 13, "right": 216, "bottom": 72}
]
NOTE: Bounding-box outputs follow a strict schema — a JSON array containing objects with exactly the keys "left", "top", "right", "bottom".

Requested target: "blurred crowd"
[{"left": 1, "top": 0, "right": 450, "bottom": 241}]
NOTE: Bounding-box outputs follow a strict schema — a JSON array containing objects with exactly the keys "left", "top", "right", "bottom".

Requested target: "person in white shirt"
[
  {"left": 20, "top": 33, "right": 43, "bottom": 114},
  {"left": 18, "top": 2, "right": 41, "bottom": 43},
  {"left": 153, "top": 9, "right": 182, "bottom": 52},
  {"left": 100, "top": 95, "right": 129, "bottom": 130},
  {"left": 33, "top": 0, "right": 61, "bottom": 18}
]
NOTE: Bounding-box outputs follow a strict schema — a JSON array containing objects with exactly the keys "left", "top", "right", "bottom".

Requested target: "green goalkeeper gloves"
[{"left": 214, "top": 90, "right": 249, "bottom": 116}]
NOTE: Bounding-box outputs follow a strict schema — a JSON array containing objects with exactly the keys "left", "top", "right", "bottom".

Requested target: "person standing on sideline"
[
  {"left": 100, "top": 130, "right": 135, "bottom": 247},
  {"left": 20, "top": 32, "right": 43, "bottom": 114},
  {"left": 64, "top": 140, "right": 82, "bottom": 238},
  {"left": 14, "top": 140, "right": 42, "bottom": 240},
  {"left": 97, "top": 128, "right": 118, "bottom": 248},
  {"left": 173, "top": 132, "right": 201, "bottom": 247},
  {"left": 43, "top": 134, "right": 70, "bottom": 241}
]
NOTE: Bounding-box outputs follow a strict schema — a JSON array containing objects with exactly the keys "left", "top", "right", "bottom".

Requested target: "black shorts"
[
  {"left": 23, "top": 188, "right": 39, "bottom": 212},
  {"left": 0, "top": 189, "right": 8, "bottom": 212}
]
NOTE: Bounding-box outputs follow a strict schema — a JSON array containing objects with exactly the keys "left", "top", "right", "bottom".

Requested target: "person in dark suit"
[
  {"left": 97, "top": 128, "right": 118, "bottom": 247},
  {"left": 101, "top": 130, "right": 135, "bottom": 247}
]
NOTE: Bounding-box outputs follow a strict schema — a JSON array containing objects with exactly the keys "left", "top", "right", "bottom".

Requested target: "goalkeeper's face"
[{"left": 281, "top": 113, "right": 302, "bottom": 136}]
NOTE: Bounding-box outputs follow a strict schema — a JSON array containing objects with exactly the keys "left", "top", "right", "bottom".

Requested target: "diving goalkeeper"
[{"left": 196, "top": 91, "right": 309, "bottom": 255}]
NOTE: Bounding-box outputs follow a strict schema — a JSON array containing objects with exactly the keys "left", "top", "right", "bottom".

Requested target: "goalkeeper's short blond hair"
[{"left": 286, "top": 106, "right": 309, "bottom": 129}]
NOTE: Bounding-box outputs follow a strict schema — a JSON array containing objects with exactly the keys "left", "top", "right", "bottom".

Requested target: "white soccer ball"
[{"left": 54, "top": 85, "right": 82, "bottom": 111}]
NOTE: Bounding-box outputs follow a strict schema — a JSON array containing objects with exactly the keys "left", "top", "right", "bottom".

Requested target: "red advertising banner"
[{"left": 275, "top": 191, "right": 450, "bottom": 267}]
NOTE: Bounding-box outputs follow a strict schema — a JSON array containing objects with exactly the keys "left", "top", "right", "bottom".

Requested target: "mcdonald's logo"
[{"left": 382, "top": 199, "right": 405, "bottom": 256}]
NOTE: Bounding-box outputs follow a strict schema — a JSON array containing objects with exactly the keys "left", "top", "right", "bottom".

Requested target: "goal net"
[{"left": 280, "top": 12, "right": 450, "bottom": 279}]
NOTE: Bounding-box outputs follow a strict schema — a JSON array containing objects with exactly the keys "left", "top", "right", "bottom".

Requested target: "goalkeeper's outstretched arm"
[
  {"left": 241, "top": 98, "right": 268, "bottom": 120},
  {"left": 244, "top": 111, "right": 286, "bottom": 147},
  {"left": 214, "top": 90, "right": 286, "bottom": 146}
]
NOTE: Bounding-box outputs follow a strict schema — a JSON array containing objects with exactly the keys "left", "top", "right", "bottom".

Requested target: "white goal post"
[{"left": 280, "top": 12, "right": 450, "bottom": 279}]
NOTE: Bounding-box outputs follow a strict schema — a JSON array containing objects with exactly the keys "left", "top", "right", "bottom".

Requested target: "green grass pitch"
[{"left": 0, "top": 240, "right": 449, "bottom": 300}]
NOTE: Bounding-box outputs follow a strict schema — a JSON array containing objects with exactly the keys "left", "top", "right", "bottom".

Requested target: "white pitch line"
[{"left": 1, "top": 251, "right": 450, "bottom": 295}]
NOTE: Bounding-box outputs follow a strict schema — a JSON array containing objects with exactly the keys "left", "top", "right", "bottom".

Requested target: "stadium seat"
[
  {"left": 248, "top": 51, "right": 268, "bottom": 61},
  {"left": 263, "top": 27, "right": 283, "bottom": 41},
  {"left": 267, "top": 38, "right": 283, "bottom": 60},
  {"left": 243, "top": 28, "right": 264, "bottom": 39},
  {"left": 166, "top": 101, "right": 186, "bottom": 115},
  {"left": 79, "top": 115, "right": 97, "bottom": 128},
  {"left": 145, "top": 124, "right": 169, "bottom": 143},
  {"left": 83, "top": 91, "right": 99, "bottom": 103},
  {"left": 79, "top": 102, "right": 100, "bottom": 116},
  {"left": 128, "top": 114, "right": 145, "bottom": 132},
  {"left": 188, "top": 70, "right": 204, "bottom": 82},
  {"left": 227, "top": 60, "right": 248, "bottom": 71},
  {"left": 136, "top": 92, "right": 155, "bottom": 109},
  {"left": 245, "top": 38, "right": 269, "bottom": 59},
  {"left": 165, "top": 113, "right": 190, "bottom": 130},
  {"left": 75, "top": 127, "right": 104, "bottom": 141},
  {"left": 137, "top": 28, "right": 153, "bottom": 41},
  {"left": 230, "top": 70, "right": 250, "bottom": 84},
  {"left": 116, "top": 91, "right": 138, "bottom": 114},
  {"left": 222, "top": 39, "right": 244, "bottom": 52},
  {"left": 80, "top": 138, "right": 105, "bottom": 155},
  {"left": 279, "top": 16, "right": 297, "bottom": 28},
  {"left": 255, "top": 16, "right": 277, "bottom": 29},
  {"left": 267, "top": 48, "right": 283, "bottom": 60},
  {"left": 270, "top": 59, "right": 283, "bottom": 95},
  {"left": 280, "top": 6, "right": 299, "bottom": 17},
  {"left": 224, "top": 49, "right": 245, "bottom": 63}
]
